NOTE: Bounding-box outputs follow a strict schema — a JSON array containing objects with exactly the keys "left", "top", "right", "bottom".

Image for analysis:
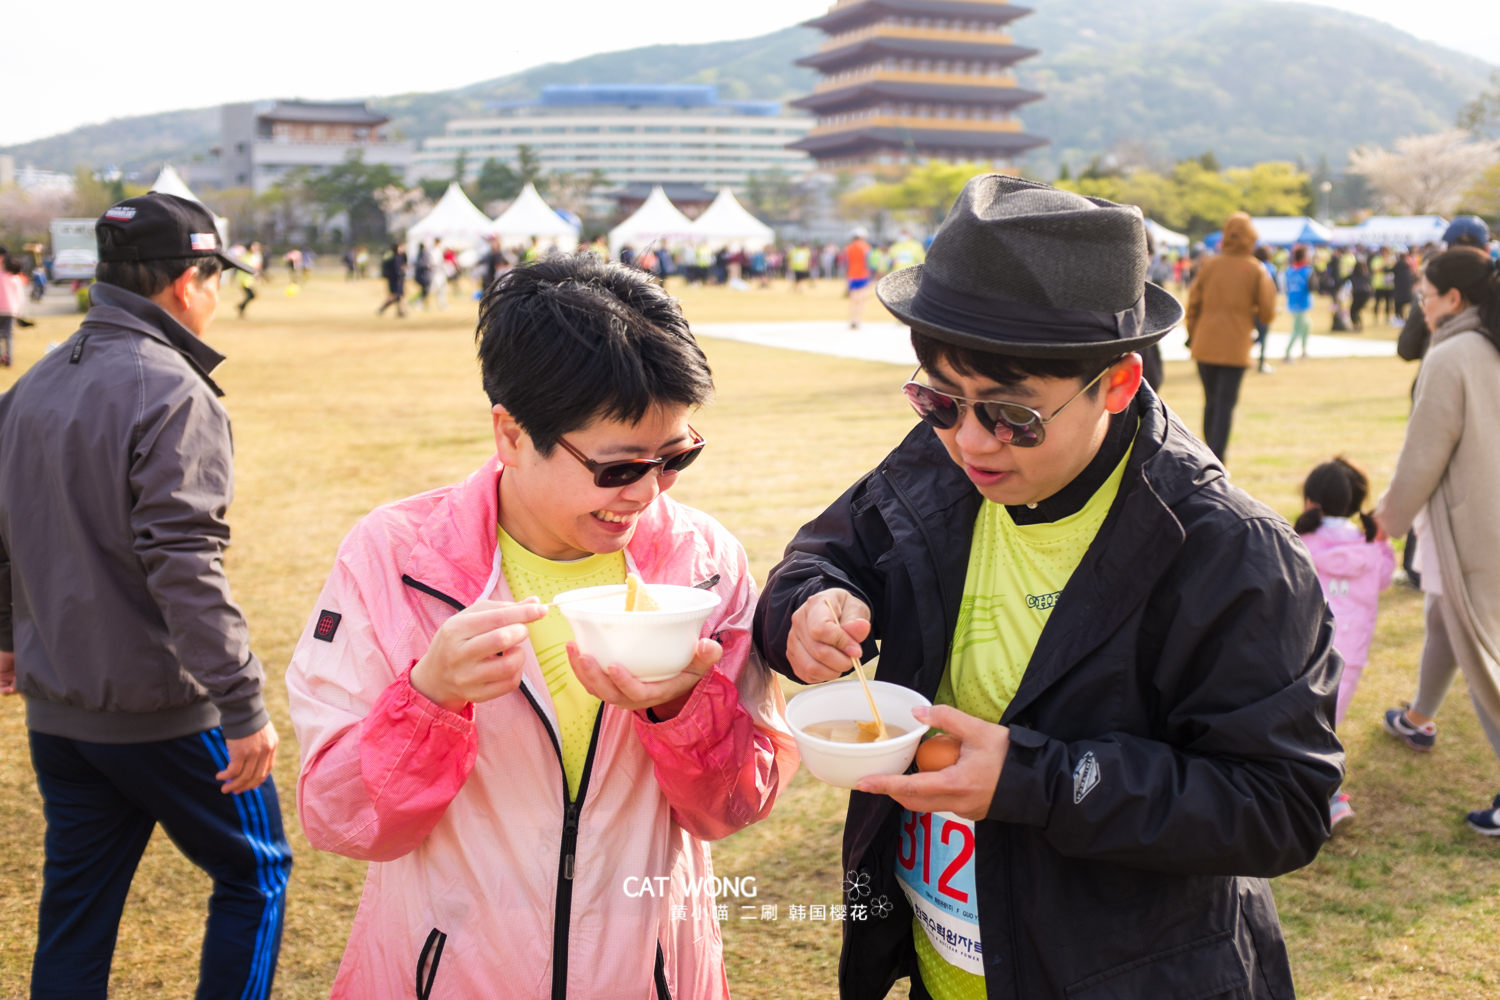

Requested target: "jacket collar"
[
  {"left": 1430, "top": 305, "right": 1483, "bottom": 348},
  {"left": 869, "top": 383, "right": 1222, "bottom": 715},
  {"left": 85, "top": 282, "right": 228, "bottom": 396},
  {"left": 399, "top": 456, "right": 691, "bottom": 609}
]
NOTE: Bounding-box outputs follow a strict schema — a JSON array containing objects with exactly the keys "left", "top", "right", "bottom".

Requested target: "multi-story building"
[
  {"left": 411, "top": 85, "right": 813, "bottom": 194},
  {"left": 218, "top": 99, "right": 413, "bottom": 193},
  {"left": 788, "top": 0, "right": 1047, "bottom": 168}
]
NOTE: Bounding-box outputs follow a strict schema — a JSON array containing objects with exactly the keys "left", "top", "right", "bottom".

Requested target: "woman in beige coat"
[
  {"left": 1185, "top": 212, "right": 1278, "bottom": 460},
  {"left": 1374, "top": 248, "right": 1500, "bottom": 834}
]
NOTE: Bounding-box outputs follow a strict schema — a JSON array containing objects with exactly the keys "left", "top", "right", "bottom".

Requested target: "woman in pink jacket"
[
  {"left": 1295, "top": 456, "right": 1395, "bottom": 826},
  {"left": 287, "top": 256, "right": 798, "bottom": 999}
]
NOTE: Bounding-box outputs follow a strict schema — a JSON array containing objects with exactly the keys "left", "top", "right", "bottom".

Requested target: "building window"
[
  {"left": 574, "top": 126, "right": 599, "bottom": 133},
  {"left": 680, "top": 126, "right": 706, "bottom": 133},
  {"left": 644, "top": 126, "right": 670, "bottom": 133},
  {"left": 541, "top": 127, "right": 565, "bottom": 133},
  {"left": 512, "top": 127, "right": 534, "bottom": 134},
  {"left": 609, "top": 125, "right": 635, "bottom": 133}
]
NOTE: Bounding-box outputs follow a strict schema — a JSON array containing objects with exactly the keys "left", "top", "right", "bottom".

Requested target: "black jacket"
[{"left": 753, "top": 386, "right": 1343, "bottom": 1000}]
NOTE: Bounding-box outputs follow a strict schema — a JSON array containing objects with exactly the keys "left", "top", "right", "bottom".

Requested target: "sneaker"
[
  {"left": 1466, "top": 794, "right": 1500, "bottom": 835},
  {"left": 1330, "top": 793, "right": 1355, "bottom": 828},
  {"left": 1384, "top": 707, "right": 1437, "bottom": 751},
  {"left": 1258, "top": 363, "right": 1275, "bottom": 374}
]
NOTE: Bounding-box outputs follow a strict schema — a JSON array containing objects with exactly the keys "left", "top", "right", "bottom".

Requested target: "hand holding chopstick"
[{"left": 825, "top": 598, "right": 889, "bottom": 741}]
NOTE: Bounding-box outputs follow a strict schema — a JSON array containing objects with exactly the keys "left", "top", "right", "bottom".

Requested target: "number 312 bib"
[{"left": 895, "top": 809, "right": 982, "bottom": 974}]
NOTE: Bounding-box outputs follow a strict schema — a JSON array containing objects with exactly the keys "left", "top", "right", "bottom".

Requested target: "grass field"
[{"left": 0, "top": 273, "right": 1496, "bottom": 999}]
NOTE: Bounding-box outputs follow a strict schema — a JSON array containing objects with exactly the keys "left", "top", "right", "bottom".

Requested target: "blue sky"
[{"left": 1, "top": 0, "right": 1492, "bottom": 148}]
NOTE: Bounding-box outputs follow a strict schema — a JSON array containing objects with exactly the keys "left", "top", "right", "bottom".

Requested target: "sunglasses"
[
  {"left": 556, "top": 426, "right": 706, "bottom": 488},
  {"left": 901, "top": 359, "right": 1121, "bottom": 449}
]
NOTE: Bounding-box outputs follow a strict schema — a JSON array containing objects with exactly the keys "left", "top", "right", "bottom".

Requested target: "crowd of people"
[
  {"left": 616, "top": 232, "right": 927, "bottom": 293},
  {"left": 2, "top": 179, "right": 1499, "bottom": 1000}
]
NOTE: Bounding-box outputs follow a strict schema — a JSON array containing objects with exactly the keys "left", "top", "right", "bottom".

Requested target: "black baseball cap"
[{"left": 96, "top": 192, "right": 253, "bottom": 273}]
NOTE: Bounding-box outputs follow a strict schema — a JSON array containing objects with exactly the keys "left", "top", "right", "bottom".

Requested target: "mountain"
[{"left": 2, "top": 0, "right": 1491, "bottom": 177}]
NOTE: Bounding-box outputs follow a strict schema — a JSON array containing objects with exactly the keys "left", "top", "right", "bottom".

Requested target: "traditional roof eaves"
[
  {"left": 805, "top": 0, "right": 1031, "bottom": 33},
  {"left": 791, "top": 81, "right": 1044, "bottom": 112},
  {"left": 796, "top": 38, "right": 1039, "bottom": 71},
  {"left": 788, "top": 125, "right": 1048, "bottom": 156}
]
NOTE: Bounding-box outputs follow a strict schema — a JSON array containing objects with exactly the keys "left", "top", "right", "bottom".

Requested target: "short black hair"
[
  {"left": 96, "top": 256, "right": 223, "bottom": 297},
  {"left": 477, "top": 254, "right": 713, "bottom": 454},
  {"left": 911, "top": 330, "right": 1115, "bottom": 396}
]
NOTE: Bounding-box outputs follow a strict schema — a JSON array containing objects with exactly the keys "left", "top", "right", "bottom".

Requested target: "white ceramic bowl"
[
  {"left": 556, "top": 583, "right": 721, "bottom": 682},
  {"left": 785, "top": 680, "right": 931, "bottom": 789}
]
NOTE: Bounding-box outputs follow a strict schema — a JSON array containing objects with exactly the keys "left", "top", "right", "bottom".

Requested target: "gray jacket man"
[
  {"left": 0, "top": 279, "right": 268, "bottom": 740},
  {"left": 0, "top": 192, "right": 290, "bottom": 1000}
]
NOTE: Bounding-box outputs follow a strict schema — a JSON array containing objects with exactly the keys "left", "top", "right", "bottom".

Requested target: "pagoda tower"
[{"left": 787, "top": 0, "right": 1046, "bottom": 169}]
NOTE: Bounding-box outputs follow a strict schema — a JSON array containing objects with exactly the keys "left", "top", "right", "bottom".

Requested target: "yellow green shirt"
[
  {"left": 914, "top": 444, "right": 1131, "bottom": 999},
  {"left": 496, "top": 526, "right": 626, "bottom": 800}
]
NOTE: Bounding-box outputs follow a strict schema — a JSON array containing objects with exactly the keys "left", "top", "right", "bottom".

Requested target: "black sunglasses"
[
  {"left": 556, "top": 426, "right": 706, "bottom": 488},
  {"left": 902, "top": 359, "right": 1121, "bottom": 449}
]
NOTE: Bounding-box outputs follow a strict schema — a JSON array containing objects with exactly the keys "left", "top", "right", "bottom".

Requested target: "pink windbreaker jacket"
[
  {"left": 286, "top": 457, "right": 799, "bottom": 999},
  {"left": 1301, "top": 517, "right": 1395, "bottom": 668}
]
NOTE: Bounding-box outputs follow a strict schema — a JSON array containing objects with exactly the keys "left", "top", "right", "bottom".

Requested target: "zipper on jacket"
[
  {"left": 519, "top": 682, "right": 605, "bottom": 1000},
  {"left": 402, "top": 574, "right": 606, "bottom": 1000}
]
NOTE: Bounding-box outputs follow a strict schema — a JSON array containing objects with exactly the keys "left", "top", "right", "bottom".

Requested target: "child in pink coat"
[{"left": 1295, "top": 456, "right": 1395, "bottom": 825}]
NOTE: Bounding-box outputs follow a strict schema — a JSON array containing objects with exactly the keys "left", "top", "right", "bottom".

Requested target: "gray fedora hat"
[{"left": 878, "top": 175, "right": 1183, "bottom": 359}]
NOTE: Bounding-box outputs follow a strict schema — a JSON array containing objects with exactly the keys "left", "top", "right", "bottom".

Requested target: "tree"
[
  {"left": 840, "top": 161, "right": 986, "bottom": 229},
  {"left": 516, "top": 145, "right": 545, "bottom": 194},
  {"left": 304, "top": 151, "right": 407, "bottom": 244},
  {"left": 1348, "top": 130, "right": 1500, "bottom": 215},
  {"left": 1458, "top": 70, "right": 1500, "bottom": 140},
  {"left": 71, "top": 166, "right": 121, "bottom": 218},
  {"left": 745, "top": 168, "right": 809, "bottom": 224},
  {"left": 1459, "top": 161, "right": 1500, "bottom": 221},
  {"left": 1224, "top": 161, "right": 1310, "bottom": 217},
  {"left": 475, "top": 157, "right": 522, "bottom": 204},
  {"left": 1056, "top": 158, "right": 1309, "bottom": 237},
  {"left": 546, "top": 169, "right": 608, "bottom": 220}
]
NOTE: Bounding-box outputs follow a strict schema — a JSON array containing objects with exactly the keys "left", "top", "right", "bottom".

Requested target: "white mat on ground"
[{"left": 692, "top": 322, "right": 1397, "bottom": 367}]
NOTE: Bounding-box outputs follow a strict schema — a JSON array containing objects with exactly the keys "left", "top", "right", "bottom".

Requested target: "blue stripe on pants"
[{"left": 29, "top": 728, "right": 292, "bottom": 1000}]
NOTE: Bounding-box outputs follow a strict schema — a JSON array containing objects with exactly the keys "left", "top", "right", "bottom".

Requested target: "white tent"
[
  {"left": 151, "top": 164, "right": 200, "bottom": 202},
  {"left": 489, "top": 182, "right": 580, "bottom": 252},
  {"left": 405, "top": 182, "right": 497, "bottom": 252},
  {"left": 690, "top": 188, "right": 775, "bottom": 250},
  {"left": 1144, "top": 218, "right": 1189, "bottom": 248},
  {"left": 152, "top": 164, "right": 230, "bottom": 244},
  {"left": 1329, "top": 215, "right": 1448, "bottom": 247},
  {"left": 609, "top": 185, "right": 697, "bottom": 256},
  {"left": 1248, "top": 216, "right": 1334, "bottom": 245}
]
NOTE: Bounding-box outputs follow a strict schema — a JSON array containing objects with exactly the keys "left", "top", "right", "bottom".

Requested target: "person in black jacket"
[{"left": 753, "top": 176, "right": 1342, "bottom": 1000}]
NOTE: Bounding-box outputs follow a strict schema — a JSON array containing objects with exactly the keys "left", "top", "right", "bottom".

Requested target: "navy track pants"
[{"left": 28, "top": 728, "right": 292, "bottom": 1000}]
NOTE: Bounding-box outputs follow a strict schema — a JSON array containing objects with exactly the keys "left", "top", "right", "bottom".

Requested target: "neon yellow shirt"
[
  {"left": 914, "top": 443, "right": 1132, "bottom": 999},
  {"left": 497, "top": 526, "right": 625, "bottom": 800}
]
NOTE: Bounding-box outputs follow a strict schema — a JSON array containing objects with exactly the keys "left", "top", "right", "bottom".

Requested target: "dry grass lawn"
[{"left": 0, "top": 272, "right": 1495, "bottom": 999}]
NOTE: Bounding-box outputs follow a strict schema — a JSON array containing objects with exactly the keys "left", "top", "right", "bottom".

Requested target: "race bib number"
[{"left": 895, "top": 809, "right": 982, "bottom": 975}]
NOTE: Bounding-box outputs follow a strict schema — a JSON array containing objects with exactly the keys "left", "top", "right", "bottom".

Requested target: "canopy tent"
[
  {"left": 1247, "top": 216, "right": 1333, "bottom": 246},
  {"left": 609, "top": 185, "right": 697, "bottom": 256},
  {"left": 1203, "top": 216, "right": 1333, "bottom": 250},
  {"left": 689, "top": 188, "right": 775, "bottom": 250},
  {"left": 488, "top": 182, "right": 579, "bottom": 251},
  {"left": 1144, "top": 218, "right": 1189, "bottom": 248},
  {"left": 405, "top": 182, "right": 498, "bottom": 252},
  {"left": 1329, "top": 215, "right": 1449, "bottom": 247},
  {"left": 152, "top": 164, "right": 229, "bottom": 244}
]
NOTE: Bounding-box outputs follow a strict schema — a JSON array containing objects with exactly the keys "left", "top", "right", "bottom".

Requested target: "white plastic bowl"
[
  {"left": 556, "top": 583, "right": 721, "bottom": 682},
  {"left": 786, "top": 680, "right": 931, "bottom": 789}
]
